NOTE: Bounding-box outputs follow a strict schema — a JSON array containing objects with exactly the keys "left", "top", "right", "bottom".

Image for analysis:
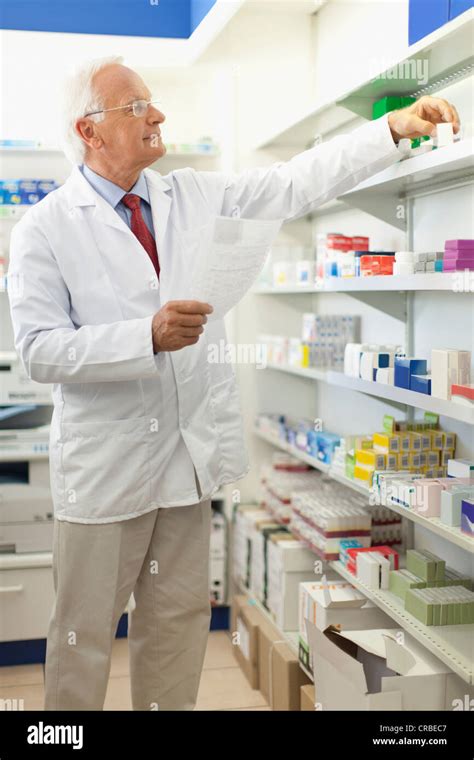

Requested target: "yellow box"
[
  {"left": 398, "top": 432, "right": 411, "bottom": 452},
  {"left": 441, "top": 449, "right": 454, "bottom": 466},
  {"left": 409, "top": 452, "right": 421, "bottom": 469},
  {"left": 442, "top": 432, "right": 456, "bottom": 450},
  {"left": 354, "top": 465, "right": 374, "bottom": 486},
  {"left": 419, "top": 452, "right": 427, "bottom": 468},
  {"left": 427, "top": 450, "right": 440, "bottom": 467},
  {"left": 398, "top": 452, "right": 410, "bottom": 470},
  {"left": 355, "top": 448, "right": 386, "bottom": 469},
  {"left": 409, "top": 432, "right": 423, "bottom": 451},
  {"left": 420, "top": 432, "right": 432, "bottom": 451},
  {"left": 373, "top": 432, "right": 400, "bottom": 453},
  {"left": 387, "top": 453, "right": 398, "bottom": 470},
  {"left": 430, "top": 430, "right": 444, "bottom": 450}
]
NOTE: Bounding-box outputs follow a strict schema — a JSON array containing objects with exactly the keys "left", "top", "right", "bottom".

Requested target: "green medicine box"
[
  {"left": 372, "top": 95, "right": 416, "bottom": 121},
  {"left": 389, "top": 569, "right": 426, "bottom": 602},
  {"left": 405, "top": 588, "right": 433, "bottom": 625},
  {"left": 406, "top": 549, "right": 445, "bottom": 582}
]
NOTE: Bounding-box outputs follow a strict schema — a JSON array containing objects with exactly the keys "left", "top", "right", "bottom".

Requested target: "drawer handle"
[{"left": 0, "top": 585, "right": 24, "bottom": 594}]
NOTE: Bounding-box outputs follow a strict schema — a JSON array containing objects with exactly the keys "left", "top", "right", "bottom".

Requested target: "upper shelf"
[
  {"left": 341, "top": 138, "right": 474, "bottom": 228},
  {"left": 255, "top": 9, "right": 474, "bottom": 150},
  {"left": 263, "top": 362, "right": 474, "bottom": 425}
]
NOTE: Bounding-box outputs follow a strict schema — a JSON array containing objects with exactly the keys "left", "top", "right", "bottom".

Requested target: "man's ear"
[{"left": 75, "top": 118, "right": 102, "bottom": 151}]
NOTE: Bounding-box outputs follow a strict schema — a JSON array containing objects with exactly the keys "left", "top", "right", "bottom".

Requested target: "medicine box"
[
  {"left": 447, "top": 458, "right": 474, "bottom": 478},
  {"left": 389, "top": 569, "right": 426, "bottom": 602},
  {"left": 431, "top": 349, "right": 471, "bottom": 400},
  {"left": 411, "top": 374, "right": 431, "bottom": 395},
  {"left": 406, "top": 549, "right": 445, "bottom": 582},
  {"left": 461, "top": 499, "right": 474, "bottom": 537},
  {"left": 394, "top": 358, "right": 427, "bottom": 390}
]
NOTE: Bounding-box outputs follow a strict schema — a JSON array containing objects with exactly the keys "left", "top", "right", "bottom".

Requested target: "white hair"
[{"left": 61, "top": 55, "right": 124, "bottom": 165}]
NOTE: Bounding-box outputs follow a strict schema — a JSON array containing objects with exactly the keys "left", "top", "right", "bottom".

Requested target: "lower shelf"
[{"left": 329, "top": 560, "right": 474, "bottom": 685}]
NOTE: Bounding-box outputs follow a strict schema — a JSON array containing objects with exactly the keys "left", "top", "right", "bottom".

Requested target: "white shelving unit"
[{"left": 248, "top": 12, "right": 474, "bottom": 689}]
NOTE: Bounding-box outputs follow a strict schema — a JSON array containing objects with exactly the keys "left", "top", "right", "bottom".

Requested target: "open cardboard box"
[
  {"left": 306, "top": 620, "right": 471, "bottom": 711},
  {"left": 299, "top": 576, "right": 393, "bottom": 674}
]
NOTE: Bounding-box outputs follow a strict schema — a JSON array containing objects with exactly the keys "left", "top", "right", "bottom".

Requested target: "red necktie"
[{"left": 122, "top": 193, "right": 160, "bottom": 279}]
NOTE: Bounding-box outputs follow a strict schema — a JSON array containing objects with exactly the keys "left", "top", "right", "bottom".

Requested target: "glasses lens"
[{"left": 132, "top": 100, "right": 148, "bottom": 117}]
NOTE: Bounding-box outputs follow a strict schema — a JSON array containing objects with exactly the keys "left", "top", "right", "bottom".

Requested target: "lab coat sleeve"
[
  {"left": 203, "top": 114, "right": 401, "bottom": 220},
  {"left": 8, "top": 218, "right": 159, "bottom": 384}
]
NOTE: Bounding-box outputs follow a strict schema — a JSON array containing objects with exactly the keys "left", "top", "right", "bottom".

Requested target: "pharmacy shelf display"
[
  {"left": 247, "top": 4, "right": 474, "bottom": 696},
  {"left": 329, "top": 560, "right": 474, "bottom": 684},
  {"left": 263, "top": 362, "right": 474, "bottom": 425},
  {"left": 255, "top": 9, "right": 474, "bottom": 150},
  {"left": 253, "top": 426, "right": 474, "bottom": 553}
]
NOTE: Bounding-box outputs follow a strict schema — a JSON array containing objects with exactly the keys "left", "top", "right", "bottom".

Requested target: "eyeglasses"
[{"left": 84, "top": 99, "right": 162, "bottom": 118}]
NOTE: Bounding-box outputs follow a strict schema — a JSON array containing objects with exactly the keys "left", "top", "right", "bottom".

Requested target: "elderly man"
[{"left": 8, "top": 56, "right": 459, "bottom": 711}]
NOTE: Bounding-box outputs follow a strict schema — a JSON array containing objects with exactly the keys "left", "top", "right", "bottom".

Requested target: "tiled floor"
[{"left": 0, "top": 631, "right": 271, "bottom": 711}]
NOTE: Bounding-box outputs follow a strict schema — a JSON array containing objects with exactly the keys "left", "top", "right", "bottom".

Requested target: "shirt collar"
[{"left": 81, "top": 164, "right": 151, "bottom": 209}]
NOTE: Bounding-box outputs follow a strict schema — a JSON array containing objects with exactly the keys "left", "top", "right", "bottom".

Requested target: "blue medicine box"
[
  {"left": 411, "top": 374, "right": 432, "bottom": 395},
  {"left": 19, "top": 179, "right": 40, "bottom": 205},
  {"left": 461, "top": 499, "right": 474, "bottom": 536},
  {"left": 408, "top": 0, "right": 450, "bottom": 45},
  {"left": 450, "top": 0, "right": 474, "bottom": 19},
  {"left": 394, "top": 358, "right": 428, "bottom": 390},
  {"left": 308, "top": 431, "right": 341, "bottom": 465}
]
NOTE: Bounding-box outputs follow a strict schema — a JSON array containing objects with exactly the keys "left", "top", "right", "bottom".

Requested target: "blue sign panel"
[{"left": 0, "top": 0, "right": 218, "bottom": 39}]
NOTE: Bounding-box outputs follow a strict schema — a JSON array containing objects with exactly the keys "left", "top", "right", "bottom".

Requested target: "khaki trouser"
[{"left": 44, "top": 494, "right": 212, "bottom": 711}]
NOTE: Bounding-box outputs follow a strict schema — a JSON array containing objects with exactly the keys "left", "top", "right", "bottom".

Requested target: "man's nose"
[{"left": 148, "top": 105, "right": 165, "bottom": 125}]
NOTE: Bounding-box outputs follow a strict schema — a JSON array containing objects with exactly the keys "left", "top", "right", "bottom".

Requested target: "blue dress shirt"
[{"left": 81, "top": 164, "right": 156, "bottom": 238}]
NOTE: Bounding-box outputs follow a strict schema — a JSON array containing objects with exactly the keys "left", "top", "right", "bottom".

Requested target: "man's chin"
[{"left": 145, "top": 139, "right": 166, "bottom": 155}]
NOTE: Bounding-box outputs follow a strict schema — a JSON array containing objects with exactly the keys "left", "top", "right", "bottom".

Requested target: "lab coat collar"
[{"left": 63, "top": 165, "right": 172, "bottom": 238}]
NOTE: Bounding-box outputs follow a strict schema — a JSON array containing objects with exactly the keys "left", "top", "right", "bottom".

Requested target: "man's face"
[{"left": 80, "top": 64, "right": 167, "bottom": 172}]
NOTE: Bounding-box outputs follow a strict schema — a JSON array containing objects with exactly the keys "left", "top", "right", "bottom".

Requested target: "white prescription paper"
[{"left": 190, "top": 215, "right": 283, "bottom": 320}]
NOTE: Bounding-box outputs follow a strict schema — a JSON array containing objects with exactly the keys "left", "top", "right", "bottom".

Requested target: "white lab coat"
[{"left": 8, "top": 115, "right": 400, "bottom": 523}]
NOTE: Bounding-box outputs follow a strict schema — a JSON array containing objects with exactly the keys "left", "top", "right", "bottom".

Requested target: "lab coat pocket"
[{"left": 58, "top": 416, "right": 152, "bottom": 521}]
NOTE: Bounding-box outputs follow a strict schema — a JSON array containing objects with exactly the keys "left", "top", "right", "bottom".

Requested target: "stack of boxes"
[
  {"left": 266, "top": 538, "right": 317, "bottom": 630},
  {"left": 394, "top": 250, "right": 444, "bottom": 275},
  {"left": 443, "top": 239, "right": 474, "bottom": 272},
  {"left": 0, "top": 178, "right": 58, "bottom": 206},
  {"left": 342, "top": 545, "right": 400, "bottom": 589},
  {"left": 254, "top": 413, "right": 342, "bottom": 468},
  {"left": 431, "top": 349, "right": 471, "bottom": 400},
  {"left": 315, "top": 233, "right": 369, "bottom": 280},
  {"left": 344, "top": 342, "right": 403, "bottom": 382},
  {"left": 389, "top": 550, "right": 474, "bottom": 626},
  {"left": 290, "top": 489, "right": 372, "bottom": 560},
  {"left": 259, "top": 460, "right": 321, "bottom": 524},
  {"left": 344, "top": 343, "right": 471, "bottom": 401},
  {"left": 259, "top": 313, "right": 359, "bottom": 372},
  {"left": 352, "top": 416, "right": 456, "bottom": 487}
]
